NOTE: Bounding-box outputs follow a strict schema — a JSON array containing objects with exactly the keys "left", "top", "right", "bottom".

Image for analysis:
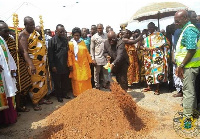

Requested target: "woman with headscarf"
[{"left": 68, "top": 27, "right": 92, "bottom": 97}]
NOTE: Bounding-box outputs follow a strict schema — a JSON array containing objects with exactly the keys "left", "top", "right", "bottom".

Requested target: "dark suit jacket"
[
  {"left": 103, "top": 39, "right": 129, "bottom": 72},
  {"left": 48, "top": 35, "right": 69, "bottom": 74}
]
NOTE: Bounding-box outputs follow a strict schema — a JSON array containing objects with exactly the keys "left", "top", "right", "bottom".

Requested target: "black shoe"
[
  {"left": 57, "top": 97, "right": 63, "bottom": 103},
  {"left": 62, "top": 96, "right": 71, "bottom": 99}
]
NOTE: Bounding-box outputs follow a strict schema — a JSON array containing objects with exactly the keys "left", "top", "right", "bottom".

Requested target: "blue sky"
[{"left": 0, "top": 0, "right": 200, "bottom": 32}]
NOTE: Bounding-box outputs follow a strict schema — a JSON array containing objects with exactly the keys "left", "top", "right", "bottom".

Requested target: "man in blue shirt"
[
  {"left": 174, "top": 10, "right": 200, "bottom": 119},
  {"left": 173, "top": 11, "right": 200, "bottom": 98},
  {"left": 81, "top": 28, "right": 91, "bottom": 52}
]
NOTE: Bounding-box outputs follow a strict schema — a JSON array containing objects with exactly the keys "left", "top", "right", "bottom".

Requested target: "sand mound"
[{"left": 36, "top": 83, "right": 155, "bottom": 139}]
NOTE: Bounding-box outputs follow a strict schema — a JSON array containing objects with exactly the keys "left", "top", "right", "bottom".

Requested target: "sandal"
[
  {"left": 39, "top": 99, "right": 53, "bottom": 105},
  {"left": 154, "top": 90, "right": 160, "bottom": 95},
  {"left": 33, "top": 104, "right": 42, "bottom": 111},
  {"left": 143, "top": 88, "right": 151, "bottom": 92},
  {"left": 16, "top": 106, "right": 30, "bottom": 112}
]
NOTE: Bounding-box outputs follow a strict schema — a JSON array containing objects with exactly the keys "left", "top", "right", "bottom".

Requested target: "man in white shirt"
[{"left": 90, "top": 24, "right": 108, "bottom": 89}]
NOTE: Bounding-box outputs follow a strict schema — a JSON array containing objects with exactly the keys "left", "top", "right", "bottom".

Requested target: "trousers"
[
  {"left": 52, "top": 73, "right": 70, "bottom": 98},
  {"left": 115, "top": 64, "right": 128, "bottom": 91},
  {"left": 94, "top": 65, "right": 108, "bottom": 88},
  {"left": 183, "top": 67, "right": 200, "bottom": 117}
]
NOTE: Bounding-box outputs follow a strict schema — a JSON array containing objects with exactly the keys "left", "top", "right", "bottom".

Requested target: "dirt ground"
[{"left": 0, "top": 85, "right": 199, "bottom": 139}]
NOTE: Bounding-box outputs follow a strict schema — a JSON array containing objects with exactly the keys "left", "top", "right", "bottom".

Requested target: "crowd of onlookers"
[{"left": 0, "top": 9, "right": 200, "bottom": 126}]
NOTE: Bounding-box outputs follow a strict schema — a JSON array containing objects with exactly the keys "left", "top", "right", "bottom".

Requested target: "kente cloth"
[
  {"left": 5, "top": 35, "right": 32, "bottom": 94},
  {"left": 144, "top": 32, "right": 170, "bottom": 85},
  {"left": 136, "top": 41, "right": 146, "bottom": 82},
  {"left": 137, "top": 49, "right": 146, "bottom": 82},
  {"left": 0, "top": 37, "right": 17, "bottom": 111},
  {"left": 0, "top": 74, "right": 8, "bottom": 111},
  {"left": 125, "top": 44, "right": 139, "bottom": 85},
  {"left": 0, "top": 97, "right": 17, "bottom": 124},
  {"left": 68, "top": 40, "right": 92, "bottom": 96},
  {"left": 28, "top": 30, "right": 47, "bottom": 104}
]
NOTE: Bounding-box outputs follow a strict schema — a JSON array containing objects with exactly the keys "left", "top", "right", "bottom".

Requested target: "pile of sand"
[{"left": 36, "top": 83, "right": 155, "bottom": 139}]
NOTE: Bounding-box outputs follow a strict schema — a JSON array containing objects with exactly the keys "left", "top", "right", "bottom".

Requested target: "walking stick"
[
  {"left": 39, "top": 15, "right": 52, "bottom": 90},
  {"left": 13, "top": 13, "right": 21, "bottom": 92}
]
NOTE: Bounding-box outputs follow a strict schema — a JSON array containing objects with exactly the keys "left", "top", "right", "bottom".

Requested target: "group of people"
[{"left": 0, "top": 9, "right": 200, "bottom": 126}]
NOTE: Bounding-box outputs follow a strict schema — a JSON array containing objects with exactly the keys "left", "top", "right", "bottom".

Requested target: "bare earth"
[{"left": 0, "top": 85, "right": 199, "bottom": 139}]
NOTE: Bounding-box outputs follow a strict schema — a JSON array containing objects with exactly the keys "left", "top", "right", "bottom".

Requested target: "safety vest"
[{"left": 175, "top": 24, "right": 200, "bottom": 68}]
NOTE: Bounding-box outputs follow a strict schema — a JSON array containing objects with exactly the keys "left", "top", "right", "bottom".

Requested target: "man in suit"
[
  {"left": 103, "top": 31, "right": 129, "bottom": 91},
  {"left": 48, "top": 24, "right": 71, "bottom": 102}
]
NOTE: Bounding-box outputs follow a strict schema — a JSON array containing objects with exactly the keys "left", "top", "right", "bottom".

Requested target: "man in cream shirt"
[{"left": 90, "top": 23, "right": 108, "bottom": 89}]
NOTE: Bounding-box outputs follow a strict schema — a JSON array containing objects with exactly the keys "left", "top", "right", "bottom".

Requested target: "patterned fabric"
[
  {"left": 136, "top": 41, "right": 146, "bottom": 82},
  {"left": 5, "top": 36, "right": 32, "bottom": 94},
  {"left": 181, "top": 21, "right": 199, "bottom": 50},
  {"left": 28, "top": 30, "right": 47, "bottom": 104},
  {"left": 0, "top": 74, "right": 16, "bottom": 111},
  {"left": 144, "top": 32, "right": 169, "bottom": 85},
  {"left": 173, "top": 64, "right": 183, "bottom": 92},
  {"left": 0, "top": 74, "right": 8, "bottom": 111},
  {"left": 9, "top": 27, "right": 23, "bottom": 32},
  {"left": 68, "top": 40, "right": 92, "bottom": 96},
  {"left": 0, "top": 39, "right": 15, "bottom": 111},
  {"left": 125, "top": 44, "right": 139, "bottom": 85},
  {"left": 0, "top": 97, "right": 17, "bottom": 124}
]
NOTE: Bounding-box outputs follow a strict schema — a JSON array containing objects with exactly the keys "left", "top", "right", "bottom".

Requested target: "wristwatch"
[{"left": 180, "top": 63, "right": 184, "bottom": 68}]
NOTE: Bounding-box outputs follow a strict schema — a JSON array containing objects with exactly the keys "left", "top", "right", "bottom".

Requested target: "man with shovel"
[{"left": 103, "top": 31, "right": 129, "bottom": 91}]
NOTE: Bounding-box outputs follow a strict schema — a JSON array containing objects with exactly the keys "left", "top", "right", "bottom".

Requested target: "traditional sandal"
[
  {"left": 39, "top": 99, "right": 53, "bottom": 105},
  {"left": 154, "top": 90, "right": 160, "bottom": 95},
  {"left": 143, "top": 88, "right": 151, "bottom": 92},
  {"left": 33, "top": 104, "right": 42, "bottom": 111},
  {"left": 16, "top": 106, "right": 30, "bottom": 112}
]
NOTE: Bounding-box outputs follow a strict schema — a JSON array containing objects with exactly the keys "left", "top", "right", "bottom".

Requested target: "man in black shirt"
[
  {"left": 104, "top": 31, "right": 129, "bottom": 91},
  {"left": 48, "top": 24, "right": 71, "bottom": 102}
]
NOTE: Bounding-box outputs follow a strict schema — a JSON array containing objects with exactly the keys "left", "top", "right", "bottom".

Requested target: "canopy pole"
[{"left": 158, "top": 12, "right": 160, "bottom": 31}]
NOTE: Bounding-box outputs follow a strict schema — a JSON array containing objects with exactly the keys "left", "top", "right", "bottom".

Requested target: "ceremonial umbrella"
[{"left": 129, "top": 2, "right": 188, "bottom": 30}]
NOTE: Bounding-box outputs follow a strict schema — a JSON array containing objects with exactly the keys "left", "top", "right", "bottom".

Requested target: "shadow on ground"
[{"left": 128, "top": 90, "right": 145, "bottom": 103}]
